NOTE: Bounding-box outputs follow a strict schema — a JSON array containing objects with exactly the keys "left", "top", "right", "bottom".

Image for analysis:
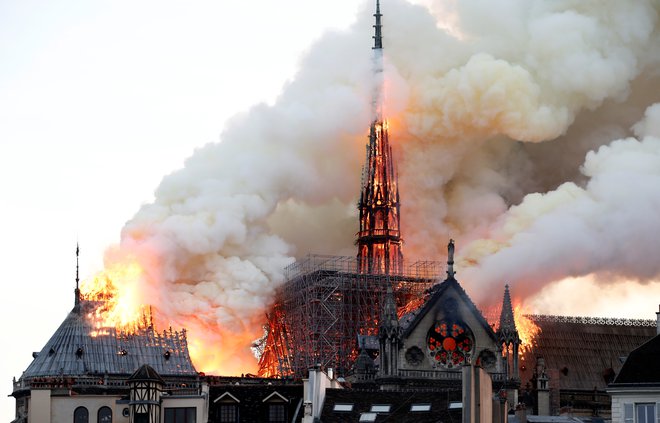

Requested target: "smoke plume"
[{"left": 107, "top": 0, "right": 660, "bottom": 373}]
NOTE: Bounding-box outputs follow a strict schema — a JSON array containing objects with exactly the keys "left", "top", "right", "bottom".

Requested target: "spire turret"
[
  {"left": 446, "top": 239, "right": 455, "bottom": 279},
  {"left": 498, "top": 285, "right": 517, "bottom": 340},
  {"left": 497, "top": 284, "right": 521, "bottom": 380},
  {"left": 380, "top": 280, "right": 399, "bottom": 335},
  {"left": 379, "top": 278, "right": 401, "bottom": 377}
]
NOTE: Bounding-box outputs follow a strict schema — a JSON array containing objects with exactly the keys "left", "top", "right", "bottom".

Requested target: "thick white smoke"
[
  {"left": 108, "top": 0, "right": 660, "bottom": 372},
  {"left": 461, "top": 104, "right": 660, "bottom": 304}
]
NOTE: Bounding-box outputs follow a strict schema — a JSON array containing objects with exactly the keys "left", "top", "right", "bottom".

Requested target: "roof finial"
[
  {"left": 74, "top": 243, "right": 81, "bottom": 306},
  {"left": 373, "top": 0, "right": 383, "bottom": 50},
  {"left": 447, "top": 239, "right": 455, "bottom": 279}
]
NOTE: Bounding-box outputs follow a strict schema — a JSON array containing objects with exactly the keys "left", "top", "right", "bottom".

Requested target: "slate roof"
[
  {"left": 19, "top": 300, "right": 197, "bottom": 380},
  {"left": 521, "top": 315, "right": 655, "bottom": 391},
  {"left": 321, "top": 387, "right": 462, "bottom": 423},
  {"left": 610, "top": 333, "right": 660, "bottom": 386}
]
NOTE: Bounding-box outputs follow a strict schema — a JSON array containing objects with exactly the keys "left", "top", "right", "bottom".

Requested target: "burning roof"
[{"left": 20, "top": 299, "right": 196, "bottom": 380}]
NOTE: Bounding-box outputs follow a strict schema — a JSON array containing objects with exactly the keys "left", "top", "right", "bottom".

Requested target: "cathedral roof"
[
  {"left": 521, "top": 315, "right": 655, "bottom": 391},
  {"left": 20, "top": 300, "right": 197, "bottom": 380}
]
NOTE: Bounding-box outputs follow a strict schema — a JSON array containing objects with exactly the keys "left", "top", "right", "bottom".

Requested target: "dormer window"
[
  {"left": 214, "top": 392, "right": 240, "bottom": 423},
  {"left": 262, "top": 391, "right": 288, "bottom": 423}
]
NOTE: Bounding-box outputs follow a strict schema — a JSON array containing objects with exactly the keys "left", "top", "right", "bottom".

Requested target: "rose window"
[{"left": 427, "top": 321, "right": 474, "bottom": 369}]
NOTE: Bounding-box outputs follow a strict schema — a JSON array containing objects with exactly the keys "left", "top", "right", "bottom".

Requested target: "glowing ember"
[
  {"left": 398, "top": 296, "right": 426, "bottom": 318},
  {"left": 80, "top": 261, "right": 148, "bottom": 333},
  {"left": 513, "top": 304, "right": 541, "bottom": 356}
]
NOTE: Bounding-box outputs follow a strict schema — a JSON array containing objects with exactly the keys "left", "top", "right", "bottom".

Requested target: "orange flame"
[
  {"left": 80, "top": 260, "right": 148, "bottom": 334},
  {"left": 513, "top": 303, "right": 541, "bottom": 356}
]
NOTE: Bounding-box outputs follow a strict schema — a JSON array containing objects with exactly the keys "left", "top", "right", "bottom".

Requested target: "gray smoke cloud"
[{"left": 109, "top": 0, "right": 660, "bottom": 371}]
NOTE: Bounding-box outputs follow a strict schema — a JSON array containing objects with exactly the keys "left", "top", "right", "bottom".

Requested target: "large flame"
[
  {"left": 80, "top": 260, "right": 148, "bottom": 334},
  {"left": 513, "top": 303, "right": 541, "bottom": 357},
  {"left": 80, "top": 258, "right": 261, "bottom": 375}
]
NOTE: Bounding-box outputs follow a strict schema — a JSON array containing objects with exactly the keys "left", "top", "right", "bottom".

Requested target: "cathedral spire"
[
  {"left": 74, "top": 243, "right": 81, "bottom": 307},
  {"left": 357, "top": 0, "right": 403, "bottom": 275}
]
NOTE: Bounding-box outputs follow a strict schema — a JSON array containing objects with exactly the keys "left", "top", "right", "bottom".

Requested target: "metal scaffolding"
[{"left": 261, "top": 254, "right": 443, "bottom": 378}]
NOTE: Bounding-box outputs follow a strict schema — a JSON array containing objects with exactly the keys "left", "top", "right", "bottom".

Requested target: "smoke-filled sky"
[{"left": 2, "top": 0, "right": 660, "bottom": 418}]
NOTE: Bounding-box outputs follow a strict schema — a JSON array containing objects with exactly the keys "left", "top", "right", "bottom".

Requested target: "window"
[
  {"left": 427, "top": 320, "right": 474, "bottom": 369},
  {"left": 219, "top": 404, "right": 238, "bottom": 423},
  {"left": 637, "top": 404, "right": 656, "bottom": 423},
  {"left": 333, "top": 403, "right": 354, "bottom": 412},
  {"left": 98, "top": 406, "right": 112, "bottom": 423},
  {"left": 624, "top": 404, "right": 633, "bottom": 423},
  {"left": 360, "top": 413, "right": 378, "bottom": 422},
  {"left": 370, "top": 405, "right": 391, "bottom": 413},
  {"left": 164, "top": 407, "right": 196, "bottom": 423},
  {"left": 411, "top": 403, "right": 431, "bottom": 412},
  {"left": 268, "top": 404, "right": 286, "bottom": 423},
  {"left": 74, "top": 407, "right": 89, "bottom": 423}
]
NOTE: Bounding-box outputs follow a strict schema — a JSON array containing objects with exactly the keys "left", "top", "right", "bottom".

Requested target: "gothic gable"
[{"left": 399, "top": 278, "right": 500, "bottom": 373}]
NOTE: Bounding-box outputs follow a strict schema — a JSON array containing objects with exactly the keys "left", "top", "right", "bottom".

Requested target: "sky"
[{"left": 0, "top": 0, "right": 363, "bottom": 418}]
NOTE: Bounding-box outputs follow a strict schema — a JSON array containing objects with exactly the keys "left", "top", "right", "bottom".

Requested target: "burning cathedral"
[
  {"left": 11, "top": 1, "right": 660, "bottom": 422},
  {"left": 257, "top": 0, "right": 521, "bottom": 389}
]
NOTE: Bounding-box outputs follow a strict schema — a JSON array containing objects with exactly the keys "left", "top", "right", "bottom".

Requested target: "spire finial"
[
  {"left": 74, "top": 243, "right": 81, "bottom": 306},
  {"left": 371, "top": 0, "right": 384, "bottom": 121},
  {"left": 446, "top": 239, "right": 455, "bottom": 279}
]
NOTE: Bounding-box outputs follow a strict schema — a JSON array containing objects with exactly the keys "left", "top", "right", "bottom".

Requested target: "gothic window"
[
  {"left": 73, "top": 407, "right": 89, "bottom": 423},
  {"left": 375, "top": 210, "right": 384, "bottom": 230},
  {"left": 97, "top": 406, "right": 112, "bottom": 423},
  {"left": 427, "top": 320, "right": 474, "bottom": 369}
]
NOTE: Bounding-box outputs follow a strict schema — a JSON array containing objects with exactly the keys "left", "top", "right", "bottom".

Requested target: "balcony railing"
[{"left": 397, "top": 369, "right": 508, "bottom": 382}]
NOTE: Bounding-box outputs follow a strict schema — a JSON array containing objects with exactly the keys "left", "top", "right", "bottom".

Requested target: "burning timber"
[{"left": 259, "top": 254, "right": 443, "bottom": 378}]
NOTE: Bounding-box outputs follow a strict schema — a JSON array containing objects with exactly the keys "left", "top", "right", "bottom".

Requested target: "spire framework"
[{"left": 357, "top": 0, "right": 403, "bottom": 275}]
